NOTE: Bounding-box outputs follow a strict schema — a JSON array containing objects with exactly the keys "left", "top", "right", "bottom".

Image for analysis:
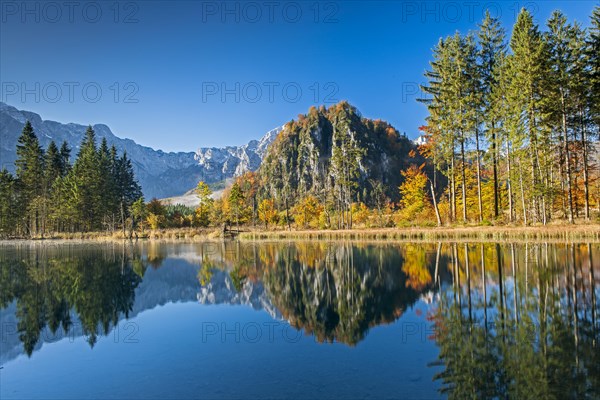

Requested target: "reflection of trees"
[
  {"left": 0, "top": 244, "right": 143, "bottom": 355},
  {"left": 261, "top": 243, "right": 435, "bottom": 345},
  {"left": 198, "top": 242, "right": 442, "bottom": 345},
  {"left": 433, "top": 243, "right": 600, "bottom": 399}
]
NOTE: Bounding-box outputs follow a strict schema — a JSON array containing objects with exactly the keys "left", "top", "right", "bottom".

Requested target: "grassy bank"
[
  {"left": 239, "top": 224, "right": 600, "bottom": 242},
  {"left": 2, "top": 224, "right": 599, "bottom": 243},
  {"left": 3, "top": 228, "right": 222, "bottom": 242}
]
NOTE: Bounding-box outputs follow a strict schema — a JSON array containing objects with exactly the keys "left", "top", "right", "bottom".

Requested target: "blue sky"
[{"left": 1, "top": 1, "right": 596, "bottom": 152}]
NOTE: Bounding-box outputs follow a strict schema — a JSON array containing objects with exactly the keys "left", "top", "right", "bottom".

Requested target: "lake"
[{"left": 0, "top": 241, "right": 598, "bottom": 399}]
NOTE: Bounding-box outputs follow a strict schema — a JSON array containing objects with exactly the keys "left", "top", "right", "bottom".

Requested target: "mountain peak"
[{"left": 1, "top": 103, "right": 281, "bottom": 199}]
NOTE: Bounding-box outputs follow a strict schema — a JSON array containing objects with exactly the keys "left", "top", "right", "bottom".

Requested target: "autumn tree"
[
  {"left": 228, "top": 182, "right": 245, "bottom": 229},
  {"left": 258, "top": 198, "right": 277, "bottom": 229},
  {"left": 195, "top": 181, "right": 213, "bottom": 227},
  {"left": 397, "top": 164, "right": 431, "bottom": 222}
]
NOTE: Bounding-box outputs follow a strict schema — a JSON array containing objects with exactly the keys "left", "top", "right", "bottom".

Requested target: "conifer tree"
[
  {"left": 589, "top": 7, "right": 600, "bottom": 132},
  {"left": 71, "top": 126, "right": 102, "bottom": 230},
  {"left": 15, "top": 121, "right": 45, "bottom": 235},
  {"left": 545, "top": 11, "right": 576, "bottom": 223},
  {"left": 59, "top": 141, "right": 71, "bottom": 175},
  {"left": 228, "top": 182, "right": 244, "bottom": 229},
  {"left": 508, "top": 8, "right": 549, "bottom": 224},
  {"left": 478, "top": 11, "right": 506, "bottom": 219},
  {"left": 0, "top": 169, "right": 19, "bottom": 237}
]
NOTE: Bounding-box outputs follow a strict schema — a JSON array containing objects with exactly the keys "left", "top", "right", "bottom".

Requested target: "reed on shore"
[{"left": 2, "top": 223, "right": 598, "bottom": 243}]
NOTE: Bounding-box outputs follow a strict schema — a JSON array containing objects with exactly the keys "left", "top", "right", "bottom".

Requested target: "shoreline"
[
  {"left": 1, "top": 223, "right": 599, "bottom": 244},
  {"left": 239, "top": 224, "right": 600, "bottom": 242}
]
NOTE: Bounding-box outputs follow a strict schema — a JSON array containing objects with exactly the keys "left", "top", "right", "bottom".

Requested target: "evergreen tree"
[
  {"left": 507, "top": 8, "right": 549, "bottom": 224},
  {"left": 478, "top": 11, "right": 506, "bottom": 220},
  {"left": 15, "top": 121, "right": 45, "bottom": 235},
  {"left": 589, "top": 7, "right": 600, "bottom": 132},
  {"left": 544, "top": 11, "right": 576, "bottom": 223},
  {"left": 71, "top": 126, "right": 102, "bottom": 231},
  {"left": 44, "top": 141, "right": 62, "bottom": 185},
  {"left": 59, "top": 141, "right": 71, "bottom": 175},
  {"left": 228, "top": 182, "right": 244, "bottom": 229},
  {"left": 44, "top": 141, "right": 63, "bottom": 232},
  {"left": 0, "top": 169, "right": 19, "bottom": 237},
  {"left": 569, "top": 22, "right": 593, "bottom": 220},
  {"left": 114, "top": 151, "right": 142, "bottom": 234},
  {"left": 98, "top": 137, "right": 116, "bottom": 230}
]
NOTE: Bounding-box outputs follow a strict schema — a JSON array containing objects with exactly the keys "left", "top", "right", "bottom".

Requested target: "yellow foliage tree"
[
  {"left": 351, "top": 202, "right": 371, "bottom": 227},
  {"left": 292, "top": 196, "right": 323, "bottom": 229},
  {"left": 258, "top": 199, "right": 278, "bottom": 229},
  {"left": 397, "top": 164, "right": 431, "bottom": 224}
]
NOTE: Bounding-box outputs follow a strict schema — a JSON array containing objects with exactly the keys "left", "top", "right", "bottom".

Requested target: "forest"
[
  {"left": 0, "top": 122, "right": 142, "bottom": 238},
  {"left": 420, "top": 8, "right": 599, "bottom": 226}
]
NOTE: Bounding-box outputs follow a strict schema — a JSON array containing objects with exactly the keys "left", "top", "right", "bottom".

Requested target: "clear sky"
[{"left": 1, "top": 1, "right": 596, "bottom": 152}]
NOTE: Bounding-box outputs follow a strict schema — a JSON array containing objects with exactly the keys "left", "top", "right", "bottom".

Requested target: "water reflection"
[
  {"left": 432, "top": 243, "right": 600, "bottom": 399},
  {"left": 0, "top": 243, "right": 142, "bottom": 355},
  {"left": 0, "top": 241, "right": 598, "bottom": 398}
]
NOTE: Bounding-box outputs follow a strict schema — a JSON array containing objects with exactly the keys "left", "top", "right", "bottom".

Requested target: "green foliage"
[
  {"left": 420, "top": 7, "right": 599, "bottom": 225},
  {"left": 258, "top": 101, "right": 426, "bottom": 229},
  {"left": 195, "top": 181, "right": 213, "bottom": 227},
  {"left": 2, "top": 122, "right": 142, "bottom": 237},
  {"left": 228, "top": 182, "right": 245, "bottom": 228}
]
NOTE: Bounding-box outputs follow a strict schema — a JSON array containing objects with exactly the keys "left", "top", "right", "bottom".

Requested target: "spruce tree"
[
  {"left": 508, "top": 8, "right": 549, "bottom": 224},
  {"left": 114, "top": 151, "right": 142, "bottom": 234},
  {"left": 228, "top": 182, "right": 244, "bottom": 229},
  {"left": 44, "top": 141, "right": 63, "bottom": 185},
  {"left": 0, "top": 169, "right": 18, "bottom": 237},
  {"left": 72, "top": 126, "right": 102, "bottom": 230},
  {"left": 15, "top": 121, "right": 45, "bottom": 235},
  {"left": 545, "top": 11, "right": 576, "bottom": 223},
  {"left": 478, "top": 11, "right": 506, "bottom": 220},
  {"left": 569, "top": 23, "right": 592, "bottom": 220},
  {"left": 59, "top": 141, "right": 71, "bottom": 175},
  {"left": 44, "top": 141, "right": 63, "bottom": 232},
  {"left": 589, "top": 7, "right": 600, "bottom": 133}
]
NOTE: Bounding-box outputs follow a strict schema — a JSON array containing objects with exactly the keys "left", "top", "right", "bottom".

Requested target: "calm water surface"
[{"left": 0, "top": 241, "right": 598, "bottom": 399}]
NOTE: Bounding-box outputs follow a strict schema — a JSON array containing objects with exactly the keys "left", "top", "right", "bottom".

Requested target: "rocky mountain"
[
  {"left": 0, "top": 102, "right": 281, "bottom": 199},
  {"left": 258, "top": 101, "right": 422, "bottom": 204},
  {"left": 197, "top": 269, "right": 281, "bottom": 320}
]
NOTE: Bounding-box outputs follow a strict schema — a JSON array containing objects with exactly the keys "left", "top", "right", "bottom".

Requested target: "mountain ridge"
[{"left": 0, "top": 102, "right": 281, "bottom": 199}]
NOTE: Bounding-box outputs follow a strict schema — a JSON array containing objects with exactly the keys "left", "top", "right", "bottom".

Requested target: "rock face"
[
  {"left": 194, "top": 127, "right": 282, "bottom": 180},
  {"left": 258, "top": 101, "right": 421, "bottom": 203},
  {"left": 0, "top": 102, "right": 281, "bottom": 199}
]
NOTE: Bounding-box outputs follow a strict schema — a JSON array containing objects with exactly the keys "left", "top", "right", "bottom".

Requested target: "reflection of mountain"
[
  {"left": 262, "top": 244, "right": 425, "bottom": 345},
  {"left": 198, "top": 242, "right": 439, "bottom": 345},
  {"left": 131, "top": 258, "right": 200, "bottom": 314},
  {"left": 197, "top": 270, "right": 281, "bottom": 319}
]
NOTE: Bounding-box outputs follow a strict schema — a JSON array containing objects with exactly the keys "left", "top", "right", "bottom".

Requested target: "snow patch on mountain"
[{"left": 0, "top": 102, "right": 281, "bottom": 199}]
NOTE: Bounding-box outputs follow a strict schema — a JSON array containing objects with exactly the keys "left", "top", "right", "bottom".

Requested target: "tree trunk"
[
  {"left": 506, "top": 138, "right": 514, "bottom": 223},
  {"left": 430, "top": 181, "right": 442, "bottom": 227},
  {"left": 518, "top": 160, "right": 527, "bottom": 225},
  {"left": 492, "top": 122, "right": 499, "bottom": 219},
  {"left": 460, "top": 135, "right": 467, "bottom": 222},
  {"left": 475, "top": 126, "right": 483, "bottom": 222},
  {"left": 560, "top": 91, "right": 574, "bottom": 224},
  {"left": 580, "top": 107, "right": 590, "bottom": 220}
]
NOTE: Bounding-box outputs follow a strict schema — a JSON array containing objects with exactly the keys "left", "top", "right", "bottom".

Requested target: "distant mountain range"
[{"left": 0, "top": 102, "right": 281, "bottom": 199}]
